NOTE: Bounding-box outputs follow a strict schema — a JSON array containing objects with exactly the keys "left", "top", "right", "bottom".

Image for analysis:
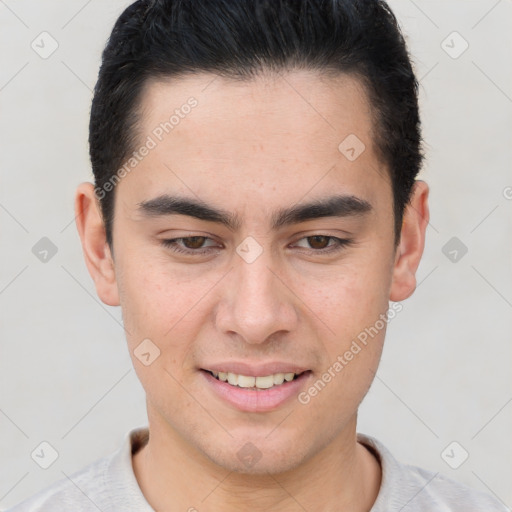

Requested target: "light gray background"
[{"left": 1, "top": 0, "right": 511, "bottom": 509}]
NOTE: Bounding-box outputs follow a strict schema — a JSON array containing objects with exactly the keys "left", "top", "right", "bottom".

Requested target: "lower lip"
[{"left": 201, "top": 370, "right": 312, "bottom": 413}]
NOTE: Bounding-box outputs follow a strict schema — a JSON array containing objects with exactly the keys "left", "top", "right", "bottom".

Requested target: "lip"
[
  {"left": 200, "top": 368, "right": 312, "bottom": 413},
  {"left": 201, "top": 362, "right": 310, "bottom": 377}
]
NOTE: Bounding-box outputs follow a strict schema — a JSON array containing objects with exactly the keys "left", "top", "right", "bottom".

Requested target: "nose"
[{"left": 215, "top": 251, "right": 298, "bottom": 345}]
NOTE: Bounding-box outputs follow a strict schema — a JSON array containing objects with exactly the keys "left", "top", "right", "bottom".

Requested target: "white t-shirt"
[{"left": 7, "top": 427, "right": 508, "bottom": 511}]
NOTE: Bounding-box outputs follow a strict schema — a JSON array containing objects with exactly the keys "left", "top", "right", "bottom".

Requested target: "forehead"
[
  {"left": 118, "top": 70, "right": 390, "bottom": 214},
  {"left": 139, "top": 70, "right": 374, "bottom": 150}
]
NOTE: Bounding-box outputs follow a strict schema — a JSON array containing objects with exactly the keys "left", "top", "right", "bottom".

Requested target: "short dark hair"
[{"left": 89, "top": 0, "right": 423, "bottom": 250}]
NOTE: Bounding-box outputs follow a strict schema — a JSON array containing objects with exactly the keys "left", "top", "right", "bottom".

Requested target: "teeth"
[
  {"left": 237, "top": 375, "right": 255, "bottom": 388},
  {"left": 213, "top": 371, "right": 299, "bottom": 389},
  {"left": 255, "top": 375, "right": 274, "bottom": 389},
  {"left": 273, "top": 373, "right": 285, "bottom": 385}
]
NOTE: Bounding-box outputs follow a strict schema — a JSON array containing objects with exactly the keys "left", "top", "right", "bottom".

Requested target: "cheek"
[
  {"left": 295, "top": 254, "right": 393, "bottom": 345},
  {"left": 119, "top": 253, "right": 191, "bottom": 323},
  {"left": 117, "top": 253, "right": 223, "bottom": 372},
  {"left": 117, "top": 260, "right": 204, "bottom": 401},
  {"left": 294, "top": 248, "right": 393, "bottom": 420},
  {"left": 297, "top": 308, "right": 387, "bottom": 436},
  {"left": 119, "top": 265, "right": 166, "bottom": 334}
]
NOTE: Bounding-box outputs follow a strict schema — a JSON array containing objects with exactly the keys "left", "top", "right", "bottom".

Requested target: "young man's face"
[{"left": 77, "top": 70, "right": 428, "bottom": 474}]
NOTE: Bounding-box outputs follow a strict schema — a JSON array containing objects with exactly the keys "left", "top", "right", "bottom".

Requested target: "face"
[{"left": 82, "top": 70, "right": 419, "bottom": 475}]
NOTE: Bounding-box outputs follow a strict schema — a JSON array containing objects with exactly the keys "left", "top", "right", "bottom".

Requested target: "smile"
[
  {"left": 200, "top": 368, "right": 313, "bottom": 412},
  {"left": 205, "top": 370, "right": 303, "bottom": 390}
]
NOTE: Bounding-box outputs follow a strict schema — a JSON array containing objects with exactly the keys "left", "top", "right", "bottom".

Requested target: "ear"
[
  {"left": 389, "top": 180, "right": 430, "bottom": 302},
  {"left": 74, "top": 182, "right": 120, "bottom": 306}
]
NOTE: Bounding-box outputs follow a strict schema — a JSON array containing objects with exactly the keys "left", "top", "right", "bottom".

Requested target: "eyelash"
[{"left": 160, "top": 235, "right": 354, "bottom": 256}]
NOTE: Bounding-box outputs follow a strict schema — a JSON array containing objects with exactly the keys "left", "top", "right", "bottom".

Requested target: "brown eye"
[
  {"left": 292, "top": 235, "right": 353, "bottom": 254},
  {"left": 182, "top": 236, "right": 207, "bottom": 249},
  {"left": 306, "top": 235, "right": 330, "bottom": 249},
  {"left": 161, "top": 236, "right": 220, "bottom": 255}
]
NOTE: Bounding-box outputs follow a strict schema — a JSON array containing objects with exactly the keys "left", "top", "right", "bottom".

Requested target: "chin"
[{"left": 199, "top": 434, "right": 310, "bottom": 476}]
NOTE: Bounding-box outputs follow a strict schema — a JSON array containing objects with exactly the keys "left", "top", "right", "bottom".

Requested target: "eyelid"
[
  {"left": 160, "top": 236, "right": 222, "bottom": 251},
  {"left": 290, "top": 235, "right": 354, "bottom": 253},
  {"left": 292, "top": 235, "right": 342, "bottom": 249},
  {"left": 160, "top": 234, "right": 354, "bottom": 256}
]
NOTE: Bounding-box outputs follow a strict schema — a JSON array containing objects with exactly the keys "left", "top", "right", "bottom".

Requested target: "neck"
[{"left": 133, "top": 414, "right": 381, "bottom": 512}]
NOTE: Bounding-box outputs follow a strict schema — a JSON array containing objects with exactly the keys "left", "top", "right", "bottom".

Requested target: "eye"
[
  {"left": 161, "top": 234, "right": 353, "bottom": 257},
  {"left": 292, "top": 235, "right": 353, "bottom": 253},
  {"left": 161, "top": 236, "right": 220, "bottom": 255}
]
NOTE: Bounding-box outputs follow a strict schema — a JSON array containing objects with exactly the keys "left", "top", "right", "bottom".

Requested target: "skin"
[{"left": 75, "top": 70, "right": 429, "bottom": 511}]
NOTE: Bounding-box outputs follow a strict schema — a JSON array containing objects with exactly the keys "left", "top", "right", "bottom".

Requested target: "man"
[{"left": 9, "top": 0, "right": 507, "bottom": 510}]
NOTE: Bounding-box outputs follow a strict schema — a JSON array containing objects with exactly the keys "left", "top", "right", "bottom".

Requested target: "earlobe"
[
  {"left": 389, "top": 180, "right": 430, "bottom": 302},
  {"left": 74, "top": 182, "right": 120, "bottom": 307}
]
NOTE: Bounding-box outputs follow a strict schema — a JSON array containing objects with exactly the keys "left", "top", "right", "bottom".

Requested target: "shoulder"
[
  {"left": 7, "top": 427, "right": 151, "bottom": 512},
  {"left": 358, "top": 433, "right": 508, "bottom": 512},
  {"left": 6, "top": 456, "right": 111, "bottom": 512}
]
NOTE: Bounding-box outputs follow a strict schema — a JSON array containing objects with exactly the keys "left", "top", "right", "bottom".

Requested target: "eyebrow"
[{"left": 136, "top": 194, "right": 372, "bottom": 231}]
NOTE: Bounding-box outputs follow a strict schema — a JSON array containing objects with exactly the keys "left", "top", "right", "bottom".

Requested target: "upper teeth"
[{"left": 212, "top": 371, "right": 297, "bottom": 389}]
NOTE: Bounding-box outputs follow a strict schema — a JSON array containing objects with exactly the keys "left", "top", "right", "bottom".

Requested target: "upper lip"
[{"left": 201, "top": 362, "right": 310, "bottom": 377}]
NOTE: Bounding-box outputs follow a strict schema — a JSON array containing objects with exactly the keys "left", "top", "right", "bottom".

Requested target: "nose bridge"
[
  {"left": 217, "top": 248, "right": 297, "bottom": 343},
  {"left": 238, "top": 255, "right": 277, "bottom": 305}
]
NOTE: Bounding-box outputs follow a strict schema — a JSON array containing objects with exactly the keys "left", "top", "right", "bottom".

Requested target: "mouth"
[
  {"left": 199, "top": 365, "right": 313, "bottom": 413},
  {"left": 202, "top": 369, "right": 307, "bottom": 391}
]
